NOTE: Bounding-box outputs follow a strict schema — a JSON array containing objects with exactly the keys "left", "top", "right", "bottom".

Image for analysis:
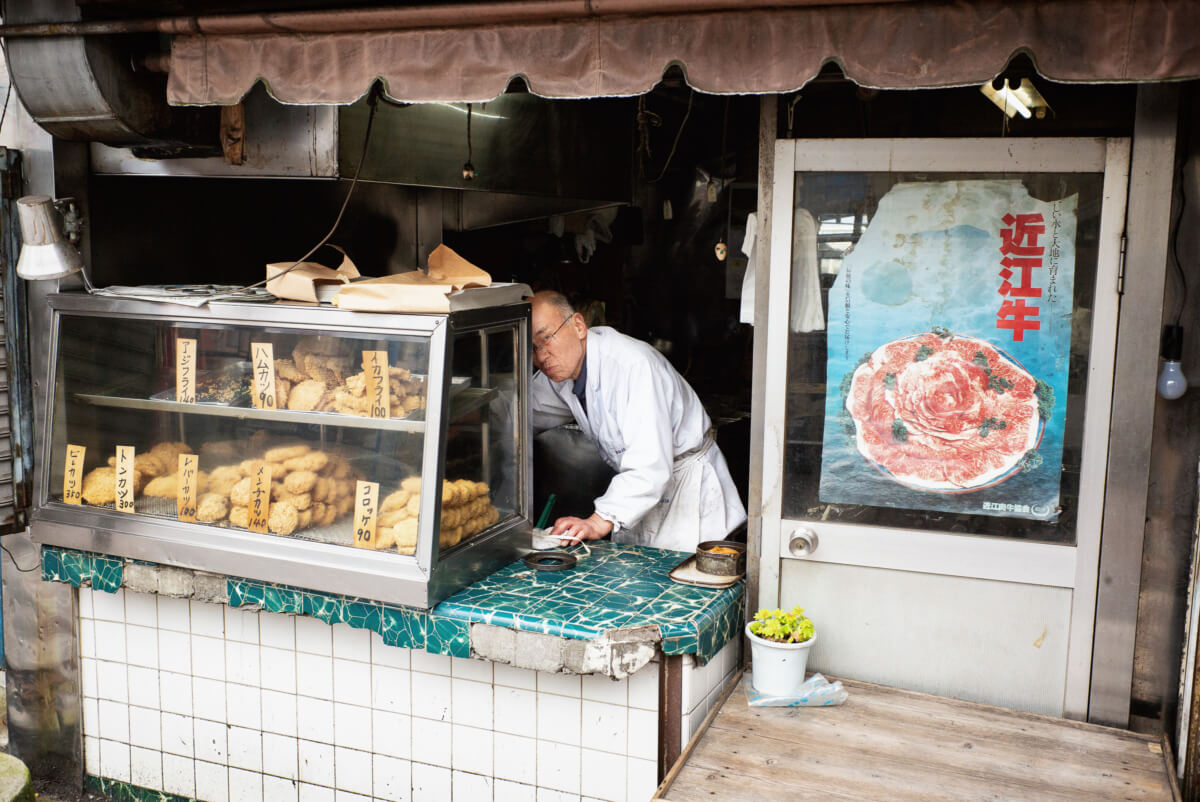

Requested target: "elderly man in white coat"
[{"left": 530, "top": 291, "right": 746, "bottom": 552}]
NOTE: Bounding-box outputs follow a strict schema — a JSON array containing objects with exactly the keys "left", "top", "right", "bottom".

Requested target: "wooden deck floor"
[{"left": 658, "top": 673, "right": 1178, "bottom": 801}]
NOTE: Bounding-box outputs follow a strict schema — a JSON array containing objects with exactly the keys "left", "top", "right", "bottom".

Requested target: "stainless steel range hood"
[{"left": 338, "top": 92, "right": 632, "bottom": 231}]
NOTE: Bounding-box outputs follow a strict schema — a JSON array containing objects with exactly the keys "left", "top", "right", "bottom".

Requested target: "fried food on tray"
[{"left": 195, "top": 493, "right": 229, "bottom": 523}]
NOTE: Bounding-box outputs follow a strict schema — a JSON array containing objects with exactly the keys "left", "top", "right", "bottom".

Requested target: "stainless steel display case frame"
[{"left": 31, "top": 293, "right": 531, "bottom": 608}]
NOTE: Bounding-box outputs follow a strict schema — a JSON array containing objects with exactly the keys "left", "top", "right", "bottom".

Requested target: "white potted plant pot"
[{"left": 746, "top": 623, "right": 817, "bottom": 697}]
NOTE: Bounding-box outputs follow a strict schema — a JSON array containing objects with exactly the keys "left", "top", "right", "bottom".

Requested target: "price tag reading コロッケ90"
[
  {"left": 251, "top": 342, "right": 277, "bottom": 410},
  {"left": 115, "top": 446, "right": 136, "bottom": 513},
  {"left": 177, "top": 453, "right": 199, "bottom": 522},
  {"left": 363, "top": 351, "right": 390, "bottom": 419},
  {"left": 354, "top": 480, "right": 380, "bottom": 548},
  {"left": 63, "top": 444, "right": 86, "bottom": 504},
  {"left": 249, "top": 461, "right": 271, "bottom": 533},
  {"left": 176, "top": 337, "right": 197, "bottom": 403}
]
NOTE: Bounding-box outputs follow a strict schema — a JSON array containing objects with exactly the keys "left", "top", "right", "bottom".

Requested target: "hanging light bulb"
[{"left": 1158, "top": 324, "right": 1188, "bottom": 400}]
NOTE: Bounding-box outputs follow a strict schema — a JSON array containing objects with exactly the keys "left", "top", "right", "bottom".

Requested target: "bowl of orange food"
[{"left": 694, "top": 540, "right": 746, "bottom": 577}]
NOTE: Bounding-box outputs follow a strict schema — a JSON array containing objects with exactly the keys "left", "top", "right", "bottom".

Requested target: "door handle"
[{"left": 788, "top": 527, "right": 819, "bottom": 558}]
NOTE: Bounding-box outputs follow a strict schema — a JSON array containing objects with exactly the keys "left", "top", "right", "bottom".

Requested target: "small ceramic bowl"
[{"left": 694, "top": 540, "right": 747, "bottom": 576}]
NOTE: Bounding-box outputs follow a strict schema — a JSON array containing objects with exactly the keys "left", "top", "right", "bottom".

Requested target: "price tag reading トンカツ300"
[
  {"left": 249, "top": 461, "right": 271, "bottom": 533},
  {"left": 63, "top": 444, "right": 86, "bottom": 504},
  {"left": 354, "top": 480, "right": 380, "bottom": 548},
  {"left": 251, "top": 342, "right": 277, "bottom": 410},
  {"left": 362, "top": 351, "right": 390, "bottom": 419},
  {"left": 115, "top": 446, "right": 136, "bottom": 513},
  {"left": 177, "top": 453, "right": 199, "bottom": 522},
  {"left": 176, "top": 337, "right": 197, "bottom": 403}
]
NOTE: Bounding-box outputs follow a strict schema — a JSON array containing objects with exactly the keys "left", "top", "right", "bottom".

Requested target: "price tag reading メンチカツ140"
[
  {"left": 354, "top": 480, "right": 380, "bottom": 548},
  {"left": 176, "top": 337, "right": 197, "bottom": 403},
  {"left": 251, "top": 342, "right": 277, "bottom": 410},
  {"left": 63, "top": 444, "right": 86, "bottom": 504},
  {"left": 249, "top": 461, "right": 271, "bottom": 533},
  {"left": 362, "top": 351, "right": 390, "bottom": 419},
  {"left": 115, "top": 446, "right": 136, "bottom": 513},
  {"left": 177, "top": 453, "right": 199, "bottom": 522}
]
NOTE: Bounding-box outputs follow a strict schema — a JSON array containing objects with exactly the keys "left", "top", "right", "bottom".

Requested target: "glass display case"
[{"left": 31, "top": 293, "right": 531, "bottom": 608}]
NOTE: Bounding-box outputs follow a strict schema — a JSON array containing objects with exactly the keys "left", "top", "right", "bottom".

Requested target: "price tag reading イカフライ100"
[
  {"left": 177, "top": 453, "right": 199, "bottom": 522},
  {"left": 63, "top": 444, "right": 86, "bottom": 504},
  {"left": 251, "top": 342, "right": 277, "bottom": 410},
  {"left": 115, "top": 446, "right": 136, "bottom": 513},
  {"left": 354, "top": 480, "right": 380, "bottom": 548},
  {"left": 176, "top": 337, "right": 197, "bottom": 403},
  {"left": 363, "top": 351, "right": 390, "bottom": 419}
]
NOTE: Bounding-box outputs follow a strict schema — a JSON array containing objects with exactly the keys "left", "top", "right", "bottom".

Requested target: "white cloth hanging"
[
  {"left": 790, "top": 207, "right": 825, "bottom": 333},
  {"left": 739, "top": 212, "right": 757, "bottom": 325}
]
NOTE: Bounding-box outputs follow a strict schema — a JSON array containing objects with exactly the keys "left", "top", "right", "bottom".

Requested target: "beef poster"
[{"left": 819, "top": 180, "right": 1076, "bottom": 520}]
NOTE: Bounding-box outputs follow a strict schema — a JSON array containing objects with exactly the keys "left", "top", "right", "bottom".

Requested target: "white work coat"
[{"left": 531, "top": 327, "right": 746, "bottom": 552}]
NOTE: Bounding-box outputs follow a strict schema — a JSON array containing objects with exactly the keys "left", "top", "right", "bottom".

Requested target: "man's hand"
[{"left": 550, "top": 513, "right": 614, "bottom": 546}]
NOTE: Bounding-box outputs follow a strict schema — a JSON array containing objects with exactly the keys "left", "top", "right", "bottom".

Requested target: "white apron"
[{"left": 617, "top": 429, "right": 724, "bottom": 553}]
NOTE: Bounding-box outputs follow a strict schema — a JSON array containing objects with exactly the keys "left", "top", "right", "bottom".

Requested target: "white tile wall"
[{"left": 80, "top": 587, "right": 742, "bottom": 802}]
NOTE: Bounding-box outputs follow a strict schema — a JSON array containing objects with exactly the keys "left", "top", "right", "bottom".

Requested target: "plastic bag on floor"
[{"left": 745, "top": 673, "right": 848, "bottom": 707}]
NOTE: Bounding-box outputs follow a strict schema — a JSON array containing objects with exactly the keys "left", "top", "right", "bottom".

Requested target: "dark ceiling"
[{"left": 74, "top": 0, "right": 475, "bottom": 17}]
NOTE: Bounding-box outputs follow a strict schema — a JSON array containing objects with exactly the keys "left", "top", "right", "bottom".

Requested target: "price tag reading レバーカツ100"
[
  {"left": 176, "top": 337, "right": 197, "bottom": 403},
  {"left": 115, "top": 446, "right": 136, "bottom": 513},
  {"left": 249, "top": 460, "right": 271, "bottom": 533},
  {"left": 354, "top": 480, "right": 380, "bottom": 548},
  {"left": 363, "top": 350, "right": 390, "bottom": 419},
  {"left": 177, "top": 453, "right": 199, "bottom": 522},
  {"left": 251, "top": 342, "right": 277, "bottom": 410},
  {"left": 63, "top": 444, "right": 86, "bottom": 504}
]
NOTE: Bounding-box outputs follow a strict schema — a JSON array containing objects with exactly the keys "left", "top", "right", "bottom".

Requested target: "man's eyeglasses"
[{"left": 532, "top": 316, "right": 572, "bottom": 355}]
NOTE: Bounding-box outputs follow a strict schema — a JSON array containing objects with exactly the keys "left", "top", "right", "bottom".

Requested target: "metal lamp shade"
[{"left": 15, "top": 195, "right": 83, "bottom": 280}]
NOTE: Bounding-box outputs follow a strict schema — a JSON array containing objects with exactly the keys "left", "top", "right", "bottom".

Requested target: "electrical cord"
[
  {"left": 1171, "top": 95, "right": 1191, "bottom": 327},
  {"left": 1, "top": 541, "right": 41, "bottom": 573},
  {"left": 232, "top": 84, "right": 383, "bottom": 294},
  {"left": 648, "top": 89, "right": 693, "bottom": 184}
]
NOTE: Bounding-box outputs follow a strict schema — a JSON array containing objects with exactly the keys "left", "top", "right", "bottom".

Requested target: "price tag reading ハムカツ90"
[
  {"left": 249, "top": 461, "right": 271, "bottom": 533},
  {"left": 354, "top": 480, "right": 380, "bottom": 548},
  {"left": 250, "top": 342, "right": 277, "bottom": 410},
  {"left": 115, "top": 446, "right": 136, "bottom": 513},
  {"left": 177, "top": 453, "right": 199, "bottom": 522},
  {"left": 176, "top": 337, "right": 197, "bottom": 403},
  {"left": 63, "top": 444, "right": 86, "bottom": 504},
  {"left": 362, "top": 351, "right": 390, "bottom": 419}
]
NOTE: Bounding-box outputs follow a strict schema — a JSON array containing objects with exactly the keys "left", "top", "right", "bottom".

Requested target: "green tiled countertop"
[
  {"left": 437, "top": 541, "right": 743, "bottom": 659},
  {"left": 42, "top": 541, "right": 743, "bottom": 664}
]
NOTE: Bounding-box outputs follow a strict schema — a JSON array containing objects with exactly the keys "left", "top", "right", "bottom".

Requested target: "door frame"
[{"left": 756, "top": 137, "right": 1131, "bottom": 719}]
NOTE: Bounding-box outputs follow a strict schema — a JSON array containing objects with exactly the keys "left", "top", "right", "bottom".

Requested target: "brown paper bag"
[
  {"left": 266, "top": 247, "right": 361, "bottom": 303},
  {"left": 332, "top": 244, "right": 493, "bottom": 313}
]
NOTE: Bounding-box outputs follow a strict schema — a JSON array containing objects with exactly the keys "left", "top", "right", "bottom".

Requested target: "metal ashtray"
[
  {"left": 524, "top": 551, "right": 577, "bottom": 571},
  {"left": 694, "top": 540, "right": 747, "bottom": 576}
]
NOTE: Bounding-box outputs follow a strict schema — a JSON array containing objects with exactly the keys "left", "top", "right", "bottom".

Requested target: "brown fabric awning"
[{"left": 167, "top": 0, "right": 1200, "bottom": 106}]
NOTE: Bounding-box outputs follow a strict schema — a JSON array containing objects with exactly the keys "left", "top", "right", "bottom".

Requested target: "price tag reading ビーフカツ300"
[
  {"left": 362, "top": 351, "right": 390, "bottom": 419},
  {"left": 176, "top": 337, "right": 197, "bottom": 403},
  {"left": 177, "top": 453, "right": 200, "bottom": 522},
  {"left": 354, "top": 480, "right": 380, "bottom": 548},
  {"left": 249, "top": 461, "right": 271, "bottom": 533},
  {"left": 115, "top": 446, "right": 136, "bottom": 513},
  {"left": 250, "top": 342, "right": 277, "bottom": 410},
  {"left": 63, "top": 444, "right": 86, "bottom": 504}
]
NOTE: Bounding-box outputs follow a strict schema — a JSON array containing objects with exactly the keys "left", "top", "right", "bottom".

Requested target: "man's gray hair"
[{"left": 536, "top": 290, "right": 576, "bottom": 319}]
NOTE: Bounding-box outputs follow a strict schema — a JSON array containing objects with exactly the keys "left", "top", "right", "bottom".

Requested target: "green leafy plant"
[{"left": 749, "top": 605, "right": 815, "bottom": 644}]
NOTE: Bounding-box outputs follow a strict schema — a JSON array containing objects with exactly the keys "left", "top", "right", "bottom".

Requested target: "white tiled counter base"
[{"left": 78, "top": 587, "right": 741, "bottom": 802}]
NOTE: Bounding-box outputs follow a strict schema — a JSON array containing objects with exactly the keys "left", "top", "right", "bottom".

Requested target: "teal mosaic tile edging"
[
  {"left": 41, "top": 545, "right": 123, "bottom": 593},
  {"left": 46, "top": 540, "right": 743, "bottom": 662},
  {"left": 437, "top": 541, "right": 744, "bottom": 663},
  {"left": 87, "top": 775, "right": 195, "bottom": 802}
]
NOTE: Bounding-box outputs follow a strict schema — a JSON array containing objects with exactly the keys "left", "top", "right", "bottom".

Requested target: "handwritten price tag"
[
  {"left": 63, "top": 444, "right": 86, "bottom": 504},
  {"left": 249, "top": 461, "right": 271, "bottom": 533},
  {"left": 354, "top": 480, "right": 380, "bottom": 548},
  {"left": 176, "top": 337, "right": 197, "bottom": 403},
  {"left": 251, "top": 343, "right": 277, "bottom": 410},
  {"left": 115, "top": 446, "right": 136, "bottom": 513},
  {"left": 177, "top": 453, "right": 199, "bottom": 522},
  {"left": 362, "top": 351, "right": 390, "bottom": 419}
]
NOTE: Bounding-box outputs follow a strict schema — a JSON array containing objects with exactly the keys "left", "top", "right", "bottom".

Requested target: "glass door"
[{"left": 760, "top": 138, "right": 1130, "bottom": 717}]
